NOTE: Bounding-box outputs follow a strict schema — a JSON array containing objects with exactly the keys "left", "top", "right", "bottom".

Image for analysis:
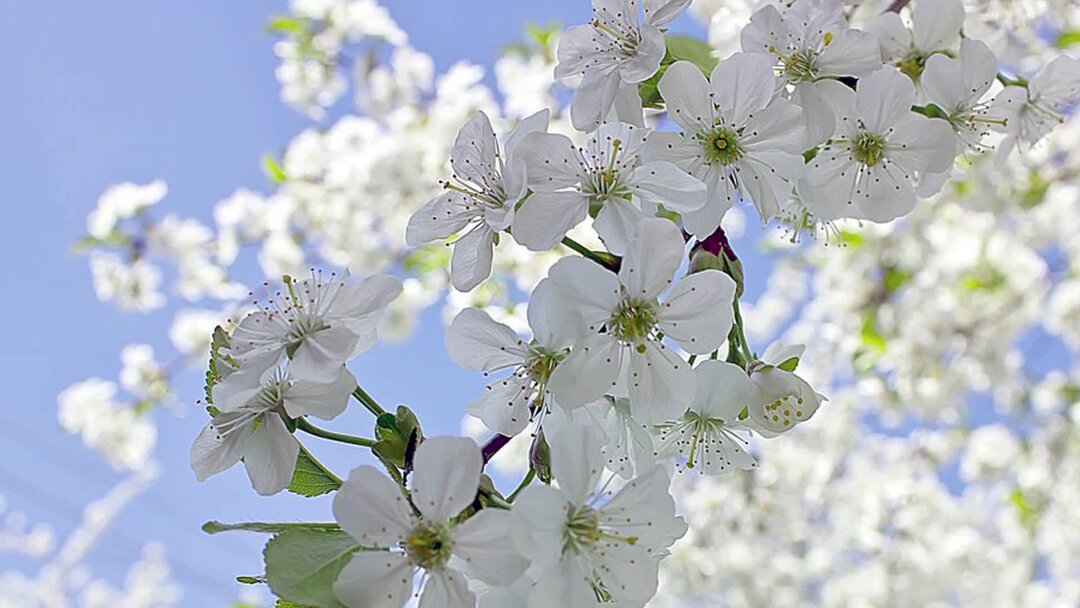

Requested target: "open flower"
[
  {"left": 992, "top": 55, "right": 1080, "bottom": 153},
  {"left": 655, "top": 359, "right": 760, "bottom": 474},
  {"left": 746, "top": 342, "right": 824, "bottom": 435},
  {"left": 333, "top": 437, "right": 527, "bottom": 608},
  {"left": 190, "top": 362, "right": 356, "bottom": 495},
  {"left": 515, "top": 122, "right": 706, "bottom": 255},
  {"left": 797, "top": 67, "right": 956, "bottom": 223},
  {"left": 645, "top": 55, "right": 806, "bottom": 233},
  {"left": 921, "top": 39, "right": 1008, "bottom": 151},
  {"left": 230, "top": 271, "right": 402, "bottom": 382},
  {"left": 407, "top": 109, "right": 549, "bottom": 292},
  {"left": 865, "top": 0, "right": 965, "bottom": 83},
  {"left": 512, "top": 421, "right": 687, "bottom": 607},
  {"left": 445, "top": 279, "right": 571, "bottom": 435},
  {"left": 546, "top": 218, "right": 736, "bottom": 424},
  {"left": 740, "top": 0, "right": 882, "bottom": 144},
  {"left": 557, "top": 0, "right": 693, "bottom": 130}
]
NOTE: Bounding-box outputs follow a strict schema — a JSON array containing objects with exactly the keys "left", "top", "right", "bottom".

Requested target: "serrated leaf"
[
  {"left": 777, "top": 357, "right": 799, "bottom": 372},
  {"left": 204, "top": 326, "right": 233, "bottom": 408},
  {"left": 264, "top": 529, "right": 360, "bottom": 608},
  {"left": 288, "top": 445, "right": 343, "bottom": 497}
]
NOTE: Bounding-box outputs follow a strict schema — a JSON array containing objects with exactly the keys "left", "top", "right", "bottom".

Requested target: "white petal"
[
  {"left": 548, "top": 334, "right": 623, "bottom": 409},
  {"left": 619, "top": 24, "right": 665, "bottom": 84},
  {"left": 451, "top": 111, "right": 499, "bottom": 186},
  {"left": 411, "top": 437, "right": 483, "bottom": 521},
  {"left": 921, "top": 53, "right": 966, "bottom": 111},
  {"left": 515, "top": 132, "right": 583, "bottom": 192},
  {"left": 599, "top": 465, "right": 686, "bottom": 551},
  {"left": 190, "top": 417, "right": 250, "bottom": 481},
  {"left": 627, "top": 340, "right": 694, "bottom": 424},
  {"left": 593, "top": 197, "right": 648, "bottom": 257},
  {"left": 863, "top": 12, "right": 912, "bottom": 62},
  {"left": 406, "top": 191, "right": 476, "bottom": 246},
  {"left": 796, "top": 146, "right": 859, "bottom": 221},
  {"left": 644, "top": 0, "right": 691, "bottom": 26},
  {"left": 857, "top": 67, "right": 915, "bottom": 134},
  {"left": 330, "top": 274, "right": 403, "bottom": 352},
  {"left": 691, "top": 359, "right": 759, "bottom": 422},
  {"left": 792, "top": 81, "right": 837, "bottom": 147},
  {"left": 445, "top": 308, "right": 527, "bottom": 372},
  {"left": 547, "top": 256, "right": 621, "bottom": 329},
  {"left": 555, "top": 24, "right": 614, "bottom": 79},
  {"left": 618, "top": 216, "right": 684, "bottom": 300},
  {"left": 210, "top": 363, "right": 264, "bottom": 412},
  {"left": 658, "top": 269, "right": 736, "bottom": 354},
  {"left": 613, "top": 80, "right": 645, "bottom": 127},
  {"left": 912, "top": 0, "right": 964, "bottom": 53},
  {"left": 528, "top": 555, "right": 596, "bottom": 608},
  {"left": 468, "top": 375, "right": 533, "bottom": 436},
  {"left": 888, "top": 114, "right": 958, "bottom": 174},
  {"left": 450, "top": 225, "right": 495, "bottom": 292},
  {"left": 452, "top": 509, "right": 529, "bottom": 586},
  {"left": 243, "top": 414, "right": 299, "bottom": 496},
  {"left": 511, "top": 485, "right": 570, "bottom": 568},
  {"left": 550, "top": 420, "right": 606, "bottom": 505},
  {"left": 710, "top": 52, "right": 778, "bottom": 127},
  {"left": 333, "top": 465, "right": 415, "bottom": 546},
  {"left": 418, "top": 571, "right": 475, "bottom": 608},
  {"left": 816, "top": 29, "right": 883, "bottom": 78},
  {"left": 283, "top": 366, "right": 357, "bottom": 420},
  {"left": 289, "top": 326, "right": 360, "bottom": 383},
  {"left": 504, "top": 108, "right": 551, "bottom": 157},
  {"left": 512, "top": 190, "right": 589, "bottom": 251},
  {"left": 333, "top": 551, "right": 413, "bottom": 608},
  {"left": 570, "top": 69, "right": 623, "bottom": 132},
  {"left": 527, "top": 278, "right": 574, "bottom": 350},
  {"left": 631, "top": 161, "right": 707, "bottom": 213}
]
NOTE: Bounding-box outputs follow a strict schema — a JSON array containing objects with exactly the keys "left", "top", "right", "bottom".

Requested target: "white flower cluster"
[
  {"left": 57, "top": 344, "right": 170, "bottom": 472},
  {"left": 48, "top": 0, "right": 1079, "bottom": 606}
]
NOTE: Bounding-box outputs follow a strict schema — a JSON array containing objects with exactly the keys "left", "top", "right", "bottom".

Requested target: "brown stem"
[
  {"left": 885, "top": 0, "right": 911, "bottom": 13},
  {"left": 481, "top": 433, "right": 512, "bottom": 463}
]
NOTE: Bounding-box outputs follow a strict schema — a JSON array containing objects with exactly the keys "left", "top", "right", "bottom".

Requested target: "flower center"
[
  {"left": 700, "top": 126, "right": 744, "bottom": 166},
  {"left": 404, "top": 522, "right": 453, "bottom": 572},
  {"left": 608, "top": 298, "right": 658, "bottom": 350},
  {"left": 897, "top": 51, "right": 928, "bottom": 81},
  {"left": 852, "top": 129, "right": 888, "bottom": 167},
  {"left": 762, "top": 394, "right": 806, "bottom": 430},
  {"left": 524, "top": 346, "right": 566, "bottom": 385},
  {"left": 776, "top": 47, "right": 818, "bottom": 83}
]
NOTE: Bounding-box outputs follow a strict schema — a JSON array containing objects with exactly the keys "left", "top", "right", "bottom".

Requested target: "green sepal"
[
  {"left": 777, "top": 357, "right": 800, "bottom": 373},
  {"left": 530, "top": 430, "right": 552, "bottom": 484}
]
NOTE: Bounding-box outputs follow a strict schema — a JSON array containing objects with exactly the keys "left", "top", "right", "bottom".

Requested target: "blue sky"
[{"left": 0, "top": 1, "right": 717, "bottom": 605}]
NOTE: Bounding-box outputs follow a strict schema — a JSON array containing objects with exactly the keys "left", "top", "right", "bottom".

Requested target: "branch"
[
  {"left": 885, "top": 0, "right": 911, "bottom": 13},
  {"left": 481, "top": 433, "right": 512, "bottom": 463}
]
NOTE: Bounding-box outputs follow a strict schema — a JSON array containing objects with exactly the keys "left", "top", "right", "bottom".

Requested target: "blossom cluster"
[
  {"left": 169, "top": 0, "right": 1080, "bottom": 607},
  {"left": 38, "top": 0, "right": 1080, "bottom": 606}
]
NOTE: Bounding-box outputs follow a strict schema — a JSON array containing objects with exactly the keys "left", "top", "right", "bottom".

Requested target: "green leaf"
[
  {"left": 883, "top": 266, "right": 913, "bottom": 294},
  {"left": 665, "top": 35, "right": 718, "bottom": 74},
  {"left": 1058, "top": 30, "right": 1080, "bottom": 47},
  {"left": 264, "top": 529, "right": 360, "bottom": 608},
  {"left": 262, "top": 153, "right": 288, "bottom": 184},
  {"left": 777, "top": 357, "right": 800, "bottom": 372},
  {"left": 266, "top": 15, "right": 307, "bottom": 35},
  {"left": 275, "top": 601, "right": 312, "bottom": 608},
  {"left": 236, "top": 575, "right": 267, "bottom": 585},
  {"left": 204, "top": 325, "right": 233, "bottom": 409},
  {"left": 839, "top": 230, "right": 864, "bottom": 248},
  {"left": 203, "top": 521, "right": 341, "bottom": 535},
  {"left": 288, "top": 445, "right": 343, "bottom": 497}
]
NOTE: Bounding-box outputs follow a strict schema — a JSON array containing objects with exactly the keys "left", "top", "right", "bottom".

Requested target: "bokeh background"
[{"left": 2, "top": 1, "right": 1078, "bottom": 606}]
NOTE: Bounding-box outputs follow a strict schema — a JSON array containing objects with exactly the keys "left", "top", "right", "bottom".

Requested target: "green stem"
[
  {"left": 507, "top": 469, "right": 537, "bottom": 503},
  {"left": 296, "top": 418, "right": 376, "bottom": 448},
  {"left": 352, "top": 385, "right": 386, "bottom": 417},
  {"left": 732, "top": 297, "right": 754, "bottom": 364},
  {"left": 561, "top": 236, "right": 617, "bottom": 270}
]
